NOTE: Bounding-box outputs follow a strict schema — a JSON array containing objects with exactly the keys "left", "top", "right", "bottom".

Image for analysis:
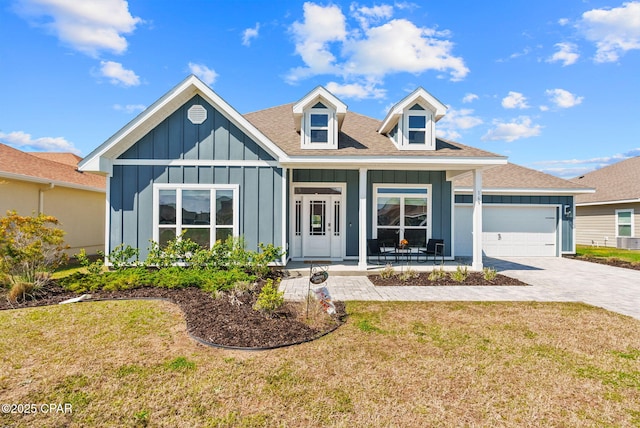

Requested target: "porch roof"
[{"left": 244, "top": 103, "right": 506, "bottom": 161}]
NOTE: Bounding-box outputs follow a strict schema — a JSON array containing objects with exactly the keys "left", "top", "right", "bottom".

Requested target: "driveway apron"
[{"left": 279, "top": 257, "right": 640, "bottom": 320}]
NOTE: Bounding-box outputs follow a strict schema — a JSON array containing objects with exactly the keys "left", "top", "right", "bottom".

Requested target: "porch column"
[
  {"left": 472, "top": 168, "right": 483, "bottom": 271},
  {"left": 281, "top": 167, "right": 288, "bottom": 265},
  {"left": 358, "top": 167, "right": 368, "bottom": 269}
]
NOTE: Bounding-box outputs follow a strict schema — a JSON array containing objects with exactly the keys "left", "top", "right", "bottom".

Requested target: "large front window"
[
  {"left": 155, "top": 185, "right": 238, "bottom": 248},
  {"left": 375, "top": 186, "right": 430, "bottom": 248}
]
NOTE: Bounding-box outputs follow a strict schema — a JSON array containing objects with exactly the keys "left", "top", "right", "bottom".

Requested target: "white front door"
[{"left": 303, "top": 196, "right": 333, "bottom": 258}]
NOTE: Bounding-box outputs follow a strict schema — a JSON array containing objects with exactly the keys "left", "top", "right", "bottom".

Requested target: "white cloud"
[
  {"left": 113, "top": 104, "right": 146, "bottom": 114},
  {"left": 501, "top": 91, "right": 529, "bottom": 109},
  {"left": 539, "top": 105, "right": 549, "bottom": 112},
  {"left": 545, "top": 88, "right": 584, "bottom": 108},
  {"left": 481, "top": 116, "right": 541, "bottom": 142},
  {"left": 534, "top": 148, "right": 640, "bottom": 178},
  {"left": 99, "top": 61, "right": 140, "bottom": 86},
  {"left": 436, "top": 108, "right": 483, "bottom": 141},
  {"left": 15, "top": 0, "right": 142, "bottom": 57},
  {"left": 188, "top": 63, "right": 218, "bottom": 85},
  {"left": 462, "top": 93, "right": 478, "bottom": 103},
  {"left": 350, "top": 3, "right": 393, "bottom": 29},
  {"left": 242, "top": 23, "right": 260, "bottom": 47},
  {"left": 287, "top": 2, "right": 468, "bottom": 84},
  {"left": 558, "top": 18, "right": 570, "bottom": 26},
  {"left": 288, "top": 2, "right": 347, "bottom": 82},
  {"left": 578, "top": 1, "right": 640, "bottom": 63},
  {"left": 0, "top": 131, "right": 80, "bottom": 154},
  {"left": 547, "top": 42, "right": 580, "bottom": 66},
  {"left": 325, "top": 81, "right": 386, "bottom": 100}
]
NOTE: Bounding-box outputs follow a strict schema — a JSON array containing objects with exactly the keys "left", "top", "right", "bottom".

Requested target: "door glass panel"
[
  {"left": 216, "top": 190, "right": 233, "bottom": 225},
  {"left": 377, "top": 197, "right": 400, "bottom": 226},
  {"left": 309, "top": 200, "right": 326, "bottom": 236},
  {"left": 404, "top": 198, "right": 428, "bottom": 226},
  {"left": 159, "top": 190, "right": 176, "bottom": 224},
  {"left": 182, "top": 190, "right": 210, "bottom": 225}
]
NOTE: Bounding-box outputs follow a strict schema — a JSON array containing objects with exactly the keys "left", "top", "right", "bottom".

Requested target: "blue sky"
[{"left": 1, "top": 0, "right": 640, "bottom": 178}]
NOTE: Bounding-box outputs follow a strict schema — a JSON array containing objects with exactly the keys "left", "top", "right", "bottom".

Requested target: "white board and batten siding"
[{"left": 455, "top": 205, "right": 559, "bottom": 257}]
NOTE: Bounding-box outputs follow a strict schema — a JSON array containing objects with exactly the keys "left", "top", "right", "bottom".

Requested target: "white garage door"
[{"left": 455, "top": 205, "right": 558, "bottom": 257}]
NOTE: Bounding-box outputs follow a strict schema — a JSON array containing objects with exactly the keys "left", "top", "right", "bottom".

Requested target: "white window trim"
[
  {"left": 372, "top": 184, "right": 432, "bottom": 249},
  {"left": 301, "top": 106, "right": 337, "bottom": 149},
  {"left": 615, "top": 208, "right": 634, "bottom": 238},
  {"left": 152, "top": 183, "right": 240, "bottom": 246},
  {"left": 398, "top": 104, "right": 435, "bottom": 151}
]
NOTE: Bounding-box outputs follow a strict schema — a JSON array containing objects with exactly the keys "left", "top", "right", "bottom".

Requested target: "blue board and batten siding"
[
  {"left": 110, "top": 95, "right": 283, "bottom": 259},
  {"left": 293, "top": 169, "right": 453, "bottom": 257},
  {"left": 455, "top": 194, "right": 574, "bottom": 252}
]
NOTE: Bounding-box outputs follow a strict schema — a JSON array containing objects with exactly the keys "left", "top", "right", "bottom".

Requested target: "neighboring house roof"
[
  {"left": 570, "top": 156, "right": 640, "bottom": 205},
  {"left": 244, "top": 103, "right": 500, "bottom": 159},
  {"left": 453, "top": 163, "right": 593, "bottom": 194},
  {"left": 0, "top": 143, "right": 105, "bottom": 192},
  {"left": 28, "top": 152, "right": 83, "bottom": 167}
]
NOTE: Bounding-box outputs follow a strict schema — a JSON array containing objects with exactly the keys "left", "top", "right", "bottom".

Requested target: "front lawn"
[
  {"left": 575, "top": 244, "right": 640, "bottom": 263},
  {"left": 1, "top": 300, "right": 639, "bottom": 427}
]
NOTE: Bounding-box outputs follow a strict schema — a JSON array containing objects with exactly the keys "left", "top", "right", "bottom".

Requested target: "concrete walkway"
[{"left": 279, "top": 257, "right": 640, "bottom": 320}]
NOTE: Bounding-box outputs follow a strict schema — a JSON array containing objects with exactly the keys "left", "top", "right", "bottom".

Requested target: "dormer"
[
  {"left": 378, "top": 88, "right": 447, "bottom": 151},
  {"left": 293, "top": 86, "right": 347, "bottom": 150}
]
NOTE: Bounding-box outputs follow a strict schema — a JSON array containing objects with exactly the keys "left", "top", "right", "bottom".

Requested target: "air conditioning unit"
[{"left": 617, "top": 237, "right": 640, "bottom": 250}]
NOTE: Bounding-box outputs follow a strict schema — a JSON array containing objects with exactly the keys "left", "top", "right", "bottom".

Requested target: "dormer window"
[
  {"left": 310, "top": 103, "right": 329, "bottom": 143},
  {"left": 378, "top": 88, "right": 447, "bottom": 151},
  {"left": 293, "top": 87, "right": 347, "bottom": 150}
]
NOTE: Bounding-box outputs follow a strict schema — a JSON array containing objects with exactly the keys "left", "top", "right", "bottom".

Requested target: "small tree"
[{"left": 0, "top": 211, "right": 68, "bottom": 288}]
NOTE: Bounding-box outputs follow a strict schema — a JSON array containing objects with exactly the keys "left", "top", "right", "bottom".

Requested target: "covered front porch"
[{"left": 282, "top": 164, "right": 489, "bottom": 271}]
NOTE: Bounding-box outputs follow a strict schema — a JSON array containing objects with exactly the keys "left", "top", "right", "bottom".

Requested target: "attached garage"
[{"left": 455, "top": 205, "right": 559, "bottom": 257}]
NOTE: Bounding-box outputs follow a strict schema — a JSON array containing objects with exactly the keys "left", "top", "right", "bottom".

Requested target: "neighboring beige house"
[
  {"left": 571, "top": 156, "right": 640, "bottom": 248},
  {"left": 0, "top": 143, "right": 106, "bottom": 254}
]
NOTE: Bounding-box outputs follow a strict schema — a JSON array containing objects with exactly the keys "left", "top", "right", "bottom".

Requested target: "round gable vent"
[{"left": 187, "top": 105, "right": 207, "bottom": 124}]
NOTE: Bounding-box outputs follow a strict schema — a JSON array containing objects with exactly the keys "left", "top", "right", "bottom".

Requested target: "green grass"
[
  {"left": 575, "top": 244, "right": 640, "bottom": 264},
  {"left": 1, "top": 300, "right": 640, "bottom": 427}
]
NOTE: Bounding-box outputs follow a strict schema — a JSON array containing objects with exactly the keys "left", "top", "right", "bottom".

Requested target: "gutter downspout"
[{"left": 38, "top": 183, "right": 55, "bottom": 213}]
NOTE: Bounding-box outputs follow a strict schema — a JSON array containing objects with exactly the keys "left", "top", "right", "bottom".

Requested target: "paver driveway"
[{"left": 279, "top": 257, "right": 640, "bottom": 320}]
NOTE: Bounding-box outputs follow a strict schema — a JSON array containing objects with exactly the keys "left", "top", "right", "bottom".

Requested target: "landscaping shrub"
[
  {"left": 428, "top": 266, "right": 448, "bottom": 281},
  {"left": 450, "top": 265, "right": 469, "bottom": 282},
  {"left": 379, "top": 264, "right": 395, "bottom": 279},
  {"left": 253, "top": 278, "right": 284, "bottom": 316},
  {"left": 483, "top": 267, "right": 498, "bottom": 281},
  {"left": 398, "top": 268, "right": 418, "bottom": 282},
  {"left": 0, "top": 211, "right": 68, "bottom": 300}
]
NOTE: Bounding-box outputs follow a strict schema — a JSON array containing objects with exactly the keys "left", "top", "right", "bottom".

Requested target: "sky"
[{"left": 1, "top": 0, "right": 640, "bottom": 179}]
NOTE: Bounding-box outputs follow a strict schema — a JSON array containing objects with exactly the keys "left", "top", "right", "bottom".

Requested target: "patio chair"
[
  {"left": 367, "top": 239, "right": 393, "bottom": 264},
  {"left": 421, "top": 239, "right": 445, "bottom": 264}
]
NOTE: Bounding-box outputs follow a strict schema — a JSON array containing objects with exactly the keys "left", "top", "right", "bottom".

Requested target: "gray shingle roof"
[
  {"left": 571, "top": 156, "right": 640, "bottom": 204},
  {"left": 454, "top": 163, "right": 591, "bottom": 191},
  {"left": 244, "top": 103, "right": 504, "bottom": 159}
]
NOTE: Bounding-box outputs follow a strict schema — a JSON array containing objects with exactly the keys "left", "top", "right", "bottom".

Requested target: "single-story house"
[
  {"left": 571, "top": 156, "right": 640, "bottom": 248},
  {"left": 0, "top": 143, "right": 106, "bottom": 254},
  {"left": 78, "top": 75, "right": 591, "bottom": 270}
]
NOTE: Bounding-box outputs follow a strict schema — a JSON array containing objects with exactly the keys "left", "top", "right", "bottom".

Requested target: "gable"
[
  {"left": 79, "top": 75, "right": 286, "bottom": 174},
  {"left": 119, "top": 95, "right": 275, "bottom": 162}
]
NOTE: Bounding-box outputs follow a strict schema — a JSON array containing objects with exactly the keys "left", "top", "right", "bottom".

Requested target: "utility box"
[{"left": 617, "top": 237, "right": 640, "bottom": 250}]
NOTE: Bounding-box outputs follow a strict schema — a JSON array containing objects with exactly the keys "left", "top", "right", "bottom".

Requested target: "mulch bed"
[
  {"left": 564, "top": 255, "right": 640, "bottom": 271},
  {"left": 370, "top": 271, "right": 528, "bottom": 286},
  {"left": 0, "top": 284, "right": 346, "bottom": 350}
]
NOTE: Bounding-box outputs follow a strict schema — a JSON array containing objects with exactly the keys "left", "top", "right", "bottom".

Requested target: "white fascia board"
[
  {"left": 0, "top": 171, "right": 106, "bottom": 193},
  {"left": 281, "top": 156, "right": 506, "bottom": 170},
  {"left": 454, "top": 187, "right": 594, "bottom": 195},
  {"left": 379, "top": 87, "right": 448, "bottom": 134},
  {"left": 79, "top": 75, "right": 288, "bottom": 173},
  {"left": 576, "top": 198, "right": 640, "bottom": 207}
]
